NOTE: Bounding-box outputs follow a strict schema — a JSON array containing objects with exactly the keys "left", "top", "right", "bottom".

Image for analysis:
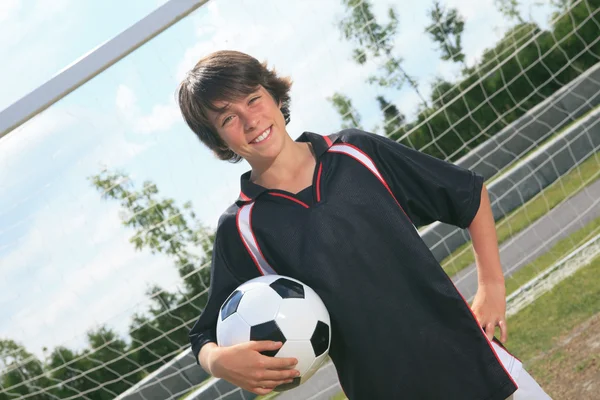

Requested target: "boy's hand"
[
  {"left": 208, "top": 341, "right": 300, "bottom": 395},
  {"left": 471, "top": 282, "right": 508, "bottom": 343}
]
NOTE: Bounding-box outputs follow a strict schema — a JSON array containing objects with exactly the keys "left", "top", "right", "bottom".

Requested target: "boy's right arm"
[
  {"left": 199, "top": 341, "right": 300, "bottom": 395},
  {"left": 190, "top": 226, "right": 299, "bottom": 394}
]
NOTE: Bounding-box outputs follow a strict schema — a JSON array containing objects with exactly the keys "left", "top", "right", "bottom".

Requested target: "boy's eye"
[
  {"left": 222, "top": 115, "right": 233, "bottom": 126},
  {"left": 249, "top": 96, "right": 261, "bottom": 104}
]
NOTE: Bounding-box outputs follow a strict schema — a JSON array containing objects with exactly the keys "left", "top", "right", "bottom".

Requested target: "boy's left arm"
[{"left": 468, "top": 184, "right": 508, "bottom": 343}]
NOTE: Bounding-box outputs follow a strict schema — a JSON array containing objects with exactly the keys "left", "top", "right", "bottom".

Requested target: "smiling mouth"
[{"left": 250, "top": 126, "right": 272, "bottom": 144}]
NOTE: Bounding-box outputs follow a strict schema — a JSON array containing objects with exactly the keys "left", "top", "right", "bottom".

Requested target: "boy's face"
[{"left": 207, "top": 85, "right": 287, "bottom": 163}]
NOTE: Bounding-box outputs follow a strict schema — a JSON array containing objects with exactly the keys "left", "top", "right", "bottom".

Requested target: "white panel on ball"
[
  {"left": 275, "top": 299, "right": 318, "bottom": 340},
  {"left": 304, "top": 353, "right": 330, "bottom": 382},
  {"left": 274, "top": 340, "right": 316, "bottom": 376},
  {"left": 216, "top": 312, "right": 251, "bottom": 348},
  {"left": 236, "top": 286, "right": 282, "bottom": 326},
  {"left": 304, "top": 286, "right": 331, "bottom": 327}
]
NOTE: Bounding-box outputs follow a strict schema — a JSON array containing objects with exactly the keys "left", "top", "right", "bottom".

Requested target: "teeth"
[{"left": 252, "top": 127, "right": 271, "bottom": 143}]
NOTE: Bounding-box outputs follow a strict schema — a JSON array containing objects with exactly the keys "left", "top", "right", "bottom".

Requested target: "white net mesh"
[{"left": 1, "top": 0, "right": 599, "bottom": 399}]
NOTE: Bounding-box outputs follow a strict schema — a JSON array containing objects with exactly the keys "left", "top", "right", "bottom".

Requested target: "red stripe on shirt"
[
  {"left": 316, "top": 162, "right": 323, "bottom": 202},
  {"left": 269, "top": 192, "right": 310, "bottom": 208}
]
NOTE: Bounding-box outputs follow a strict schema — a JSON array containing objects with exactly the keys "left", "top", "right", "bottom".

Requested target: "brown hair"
[{"left": 176, "top": 50, "right": 292, "bottom": 162}]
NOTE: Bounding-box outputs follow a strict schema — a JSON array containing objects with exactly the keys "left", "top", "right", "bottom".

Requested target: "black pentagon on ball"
[
  {"left": 220, "top": 290, "right": 243, "bottom": 321},
  {"left": 250, "top": 321, "right": 287, "bottom": 357},
  {"left": 310, "top": 321, "right": 330, "bottom": 357},
  {"left": 270, "top": 278, "right": 304, "bottom": 299},
  {"left": 275, "top": 377, "right": 301, "bottom": 392}
]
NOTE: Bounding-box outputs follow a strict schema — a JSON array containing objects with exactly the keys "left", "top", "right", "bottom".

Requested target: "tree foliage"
[
  {"left": 334, "top": 0, "right": 600, "bottom": 161},
  {"left": 426, "top": 1, "right": 466, "bottom": 63},
  {"left": 328, "top": 93, "right": 363, "bottom": 129},
  {"left": 2, "top": 170, "right": 216, "bottom": 398}
]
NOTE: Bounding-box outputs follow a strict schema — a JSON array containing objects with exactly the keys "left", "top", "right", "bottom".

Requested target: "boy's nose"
[{"left": 243, "top": 115, "right": 260, "bottom": 132}]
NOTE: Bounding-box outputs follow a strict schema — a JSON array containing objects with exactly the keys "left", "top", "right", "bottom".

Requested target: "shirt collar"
[{"left": 236, "top": 132, "right": 339, "bottom": 203}]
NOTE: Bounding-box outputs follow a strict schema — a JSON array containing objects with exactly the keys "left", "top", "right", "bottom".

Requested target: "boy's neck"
[{"left": 249, "top": 138, "right": 316, "bottom": 190}]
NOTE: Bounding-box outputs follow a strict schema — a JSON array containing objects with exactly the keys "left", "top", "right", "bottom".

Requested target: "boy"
[{"left": 177, "top": 50, "right": 551, "bottom": 399}]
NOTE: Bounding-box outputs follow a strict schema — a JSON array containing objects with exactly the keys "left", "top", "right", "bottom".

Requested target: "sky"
[{"left": 0, "top": 0, "right": 557, "bottom": 358}]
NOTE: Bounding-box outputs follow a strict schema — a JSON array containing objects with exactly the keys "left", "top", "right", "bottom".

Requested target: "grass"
[
  {"left": 505, "top": 215, "right": 600, "bottom": 297},
  {"left": 502, "top": 215, "right": 600, "bottom": 369},
  {"left": 441, "top": 151, "right": 600, "bottom": 277},
  {"left": 507, "top": 254, "right": 600, "bottom": 363}
]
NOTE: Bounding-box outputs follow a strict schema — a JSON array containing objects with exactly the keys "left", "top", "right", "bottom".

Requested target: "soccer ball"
[{"left": 216, "top": 275, "right": 331, "bottom": 391}]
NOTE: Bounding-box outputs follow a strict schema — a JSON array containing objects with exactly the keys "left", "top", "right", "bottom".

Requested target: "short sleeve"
[
  {"left": 189, "top": 229, "right": 242, "bottom": 364},
  {"left": 349, "top": 130, "right": 484, "bottom": 229}
]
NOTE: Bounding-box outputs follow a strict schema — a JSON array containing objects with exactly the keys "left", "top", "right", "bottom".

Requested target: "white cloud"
[
  {"left": 1, "top": 194, "right": 180, "bottom": 355},
  {"left": 0, "top": 0, "right": 20, "bottom": 22},
  {"left": 116, "top": 84, "right": 137, "bottom": 113},
  {"left": 135, "top": 102, "right": 182, "bottom": 133},
  {"left": 0, "top": 0, "right": 75, "bottom": 52},
  {"left": 0, "top": 0, "right": 81, "bottom": 110},
  {"left": 0, "top": 99, "right": 176, "bottom": 356},
  {"left": 175, "top": 0, "right": 314, "bottom": 82},
  {"left": 446, "top": 0, "right": 496, "bottom": 21},
  {"left": 115, "top": 83, "right": 181, "bottom": 134},
  {"left": 0, "top": 107, "right": 75, "bottom": 162}
]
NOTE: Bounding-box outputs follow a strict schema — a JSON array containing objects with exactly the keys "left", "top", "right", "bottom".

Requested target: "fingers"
[
  {"left": 247, "top": 340, "right": 284, "bottom": 352},
  {"left": 254, "top": 378, "right": 295, "bottom": 389},
  {"left": 251, "top": 386, "right": 274, "bottom": 395},
  {"left": 254, "top": 367, "right": 300, "bottom": 382},
  {"left": 248, "top": 341, "right": 298, "bottom": 369},
  {"left": 249, "top": 375, "right": 296, "bottom": 394},
  {"left": 264, "top": 354, "right": 299, "bottom": 370},
  {"left": 482, "top": 320, "right": 508, "bottom": 343},
  {"left": 484, "top": 322, "right": 495, "bottom": 341},
  {"left": 498, "top": 320, "right": 508, "bottom": 343}
]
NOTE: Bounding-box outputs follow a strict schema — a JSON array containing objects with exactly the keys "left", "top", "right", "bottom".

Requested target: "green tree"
[
  {"left": 338, "top": 0, "right": 398, "bottom": 64},
  {"left": 550, "top": 0, "right": 571, "bottom": 13},
  {"left": 328, "top": 92, "right": 363, "bottom": 129},
  {"left": 421, "top": 0, "right": 599, "bottom": 161},
  {"left": 494, "top": 0, "right": 525, "bottom": 23},
  {"left": 43, "top": 326, "right": 141, "bottom": 399},
  {"left": 46, "top": 346, "right": 89, "bottom": 399},
  {"left": 336, "top": 0, "right": 430, "bottom": 148},
  {"left": 89, "top": 170, "right": 213, "bottom": 298},
  {"left": 89, "top": 170, "right": 215, "bottom": 374},
  {"left": 0, "top": 340, "right": 52, "bottom": 400},
  {"left": 375, "top": 96, "right": 407, "bottom": 141},
  {"left": 338, "top": 0, "right": 424, "bottom": 96},
  {"left": 426, "top": 1, "right": 466, "bottom": 63}
]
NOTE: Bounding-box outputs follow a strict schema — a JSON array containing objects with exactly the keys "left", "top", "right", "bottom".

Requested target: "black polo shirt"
[{"left": 190, "top": 129, "right": 518, "bottom": 399}]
